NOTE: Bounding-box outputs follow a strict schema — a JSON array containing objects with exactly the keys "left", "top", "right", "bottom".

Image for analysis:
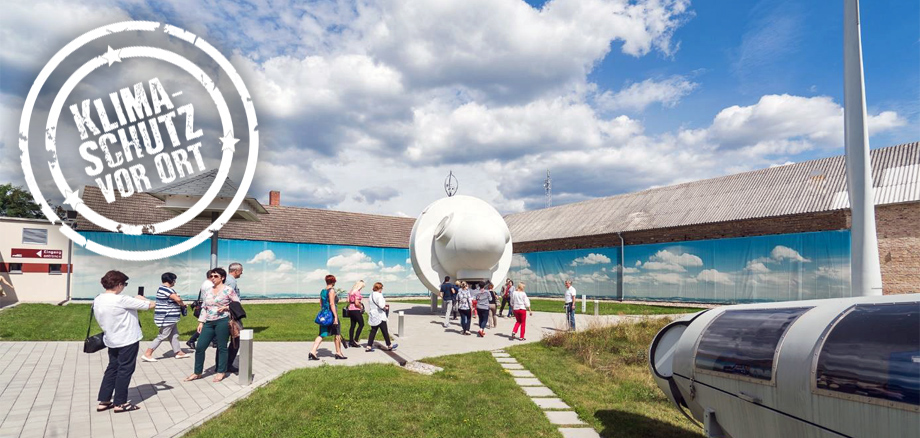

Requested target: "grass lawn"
[
  {"left": 508, "top": 318, "right": 704, "bottom": 438},
  {"left": 0, "top": 303, "right": 364, "bottom": 341},
  {"left": 391, "top": 297, "right": 705, "bottom": 316},
  {"left": 185, "top": 351, "right": 561, "bottom": 438}
]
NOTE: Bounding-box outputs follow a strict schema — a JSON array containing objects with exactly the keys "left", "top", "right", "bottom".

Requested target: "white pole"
[
  {"left": 582, "top": 294, "right": 587, "bottom": 313},
  {"left": 844, "top": 0, "right": 883, "bottom": 296}
]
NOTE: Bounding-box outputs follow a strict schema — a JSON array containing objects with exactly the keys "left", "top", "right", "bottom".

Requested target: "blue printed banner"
[
  {"left": 72, "top": 232, "right": 422, "bottom": 300},
  {"left": 508, "top": 230, "right": 852, "bottom": 304}
]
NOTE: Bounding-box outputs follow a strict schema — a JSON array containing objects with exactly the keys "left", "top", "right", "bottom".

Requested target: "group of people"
[
  {"left": 439, "top": 277, "right": 534, "bottom": 340},
  {"left": 308, "top": 275, "right": 398, "bottom": 361},
  {"left": 91, "top": 264, "right": 245, "bottom": 413}
]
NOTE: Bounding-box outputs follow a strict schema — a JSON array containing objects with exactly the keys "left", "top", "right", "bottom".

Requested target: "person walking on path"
[
  {"left": 309, "top": 275, "right": 346, "bottom": 360},
  {"left": 142, "top": 273, "right": 189, "bottom": 362},
  {"left": 451, "top": 280, "right": 461, "bottom": 320},
  {"left": 220, "top": 263, "right": 244, "bottom": 372},
  {"left": 499, "top": 279, "right": 514, "bottom": 317},
  {"left": 564, "top": 280, "right": 577, "bottom": 332},
  {"left": 456, "top": 281, "right": 473, "bottom": 335},
  {"left": 186, "top": 274, "right": 214, "bottom": 350},
  {"left": 185, "top": 268, "right": 239, "bottom": 383},
  {"left": 94, "top": 270, "right": 155, "bottom": 413},
  {"left": 510, "top": 283, "right": 533, "bottom": 341},
  {"left": 475, "top": 283, "right": 491, "bottom": 337},
  {"left": 346, "top": 280, "right": 365, "bottom": 348},
  {"left": 365, "top": 282, "right": 397, "bottom": 352},
  {"left": 487, "top": 282, "right": 498, "bottom": 329},
  {"left": 440, "top": 276, "right": 455, "bottom": 328}
]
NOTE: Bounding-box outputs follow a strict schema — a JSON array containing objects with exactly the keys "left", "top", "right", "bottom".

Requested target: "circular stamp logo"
[{"left": 18, "top": 21, "right": 258, "bottom": 261}]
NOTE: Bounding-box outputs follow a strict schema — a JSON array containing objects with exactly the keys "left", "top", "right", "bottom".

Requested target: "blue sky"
[{"left": 1, "top": 0, "right": 917, "bottom": 218}]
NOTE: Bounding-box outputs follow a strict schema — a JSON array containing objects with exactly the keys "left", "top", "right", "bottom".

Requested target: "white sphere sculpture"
[{"left": 410, "top": 195, "right": 513, "bottom": 295}]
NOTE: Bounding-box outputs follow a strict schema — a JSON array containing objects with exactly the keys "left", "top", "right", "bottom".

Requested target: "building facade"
[{"left": 0, "top": 217, "right": 75, "bottom": 305}]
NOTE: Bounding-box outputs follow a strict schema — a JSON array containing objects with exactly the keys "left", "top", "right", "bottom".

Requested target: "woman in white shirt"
[
  {"left": 93, "top": 270, "right": 154, "bottom": 413},
  {"left": 456, "top": 282, "right": 473, "bottom": 335},
  {"left": 510, "top": 283, "right": 533, "bottom": 341},
  {"left": 365, "top": 282, "right": 397, "bottom": 352}
]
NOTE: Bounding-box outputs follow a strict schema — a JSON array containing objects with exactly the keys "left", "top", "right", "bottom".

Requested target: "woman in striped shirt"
[{"left": 142, "top": 273, "right": 189, "bottom": 362}]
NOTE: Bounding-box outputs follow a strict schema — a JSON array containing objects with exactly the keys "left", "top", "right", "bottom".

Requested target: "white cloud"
[
  {"left": 596, "top": 75, "right": 698, "bottom": 112},
  {"left": 816, "top": 266, "right": 848, "bottom": 281},
  {"left": 622, "top": 267, "right": 640, "bottom": 274},
  {"left": 570, "top": 253, "right": 612, "bottom": 266},
  {"left": 642, "top": 261, "right": 686, "bottom": 272},
  {"left": 744, "top": 261, "right": 771, "bottom": 273},
  {"left": 770, "top": 245, "right": 810, "bottom": 263},
  {"left": 648, "top": 272, "right": 685, "bottom": 284},
  {"left": 303, "top": 269, "right": 329, "bottom": 282},
  {"left": 512, "top": 254, "right": 531, "bottom": 269},
  {"left": 697, "top": 269, "right": 732, "bottom": 285},
  {"left": 247, "top": 250, "right": 277, "bottom": 264},
  {"left": 380, "top": 264, "right": 406, "bottom": 273},
  {"left": 649, "top": 249, "right": 703, "bottom": 267},
  {"left": 327, "top": 252, "right": 378, "bottom": 271}
]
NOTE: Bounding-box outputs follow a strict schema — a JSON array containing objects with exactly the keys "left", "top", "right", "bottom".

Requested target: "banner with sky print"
[
  {"left": 508, "top": 230, "right": 852, "bottom": 304},
  {"left": 71, "top": 232, "right": 421, "bottom": 300}
]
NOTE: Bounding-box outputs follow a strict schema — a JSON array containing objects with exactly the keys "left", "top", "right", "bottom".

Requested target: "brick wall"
[
  {"left": 514, "top": 202, "right": 919, "bottom": 296},
  {"left": 869, "top": 202, "right": 920, "bottom": 295}
]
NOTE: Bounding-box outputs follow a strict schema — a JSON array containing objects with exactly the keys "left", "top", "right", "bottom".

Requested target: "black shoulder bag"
[
  {"left": 83, "top": 305, "right": 106, "bottom": 353},
  {"left": 192, "top": 287, "right": 204, "bottom": 318}
]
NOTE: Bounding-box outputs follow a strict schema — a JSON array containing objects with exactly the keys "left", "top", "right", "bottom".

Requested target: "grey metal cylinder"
[
  {"left": 594, "top": 299, "right": 599, "bottom": 316},
  {"left": 397, "top": 311, "right": 405, "bottom": 337},
  {"left": 238, "top": 329, "right": 253, "bottom": 385}
]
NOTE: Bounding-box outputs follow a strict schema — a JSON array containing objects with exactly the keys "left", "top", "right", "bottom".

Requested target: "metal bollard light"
[
  {"left": 397, "top": 311, "right": 405, "bottom": 338},
  {"left": 582, "top": 294, "right": 587, "bottom": 313},
  {"left": 239, "top": 329, "right": 254, "bottom": 385},
  {"left": 594, "top": 299, "right": 599, "bottom": 316}
]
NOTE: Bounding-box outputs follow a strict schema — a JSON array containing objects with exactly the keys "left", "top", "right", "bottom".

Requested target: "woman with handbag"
[
  {"left": 92, "top": 270, "right": 155, "bottom": 413},
  {"left": 487, "top": 282, "right": 498, "bottom": 329},
  {"left": 365, "top": 282, "right": 397, "bottom": 352},
  {"left": 142, "top": 272, "right": 189, "bottom": 362},
  {"left": 184, "top": 268, "right": 240, "bottom": 383},
  {"left": 346, "top": 280, "right": 365, "bottom": 348},
  {"left": 309, "top": 274, "right": 346, "bottom": 360}
]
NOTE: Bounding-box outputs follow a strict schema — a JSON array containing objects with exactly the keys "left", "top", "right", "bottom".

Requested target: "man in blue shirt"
[{"left": 440, "top": 276, "right": 455, "bottom": 328}]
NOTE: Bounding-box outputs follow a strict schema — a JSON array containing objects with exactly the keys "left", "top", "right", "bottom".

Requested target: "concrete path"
[{"left": 0, "top": 303, "right": 663, "bottom": 438}]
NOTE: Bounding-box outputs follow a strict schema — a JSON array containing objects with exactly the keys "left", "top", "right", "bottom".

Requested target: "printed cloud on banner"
[{"left": 570, "top": 253, "right": 612, "bottom": 266}]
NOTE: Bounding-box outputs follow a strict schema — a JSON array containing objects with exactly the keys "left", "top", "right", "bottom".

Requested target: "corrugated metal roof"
[{"left": 505, "top": 142, "right": 920, "bottom": 243}]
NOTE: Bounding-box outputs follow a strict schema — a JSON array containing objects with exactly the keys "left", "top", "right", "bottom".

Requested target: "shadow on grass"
[{"left": 595, "top": 409, "right": 702, "bottom": 438}]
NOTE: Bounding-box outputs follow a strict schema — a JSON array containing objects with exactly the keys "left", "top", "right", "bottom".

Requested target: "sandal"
[
  {"left": 183, "top": 374, "right": 202, "bottom": 382},
  {"left": 114, "top": 403, "right": 141, "bottom": 413},
  {"left": 212, "top": 373, "right": 226, "bottom": 383},
  {"left": 96, "top": 402, "right": 114, "bottom": 412}
]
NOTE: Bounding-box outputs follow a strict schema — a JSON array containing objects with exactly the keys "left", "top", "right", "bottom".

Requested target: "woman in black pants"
[
  {"left": 365, "top": 282, "right": 397, "bottom": 352},
  {"left": 346, "top": 280, "right": 365, "bottom": 347}
]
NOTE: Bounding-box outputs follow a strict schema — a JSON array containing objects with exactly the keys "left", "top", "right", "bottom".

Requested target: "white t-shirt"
[
  {"left": 93, "top": 293, "right": 150, "bottom": 348},
  {"left": 367, "top": 291, "right": 388, "bottom": 326},
  {"left": 564, "top": 286, "right": 577, "bottom": 304}
]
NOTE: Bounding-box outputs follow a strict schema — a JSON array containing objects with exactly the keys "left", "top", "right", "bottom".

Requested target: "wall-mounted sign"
[{"left": 11, "top": 248, "right": 63, "bottom": 259}]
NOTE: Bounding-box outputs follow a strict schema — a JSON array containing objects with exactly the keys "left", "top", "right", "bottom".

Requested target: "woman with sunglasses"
[{"left": 184, "top": 267, "right": 239, "bottom": 383}]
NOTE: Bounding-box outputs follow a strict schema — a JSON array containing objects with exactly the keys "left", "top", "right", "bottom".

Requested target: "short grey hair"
[{"left": 229, "top": 262, "right": 243, "bottom": 273}]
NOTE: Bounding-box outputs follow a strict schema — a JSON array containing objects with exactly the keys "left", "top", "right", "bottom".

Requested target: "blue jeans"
[
  {"left": 566, "top": 303, "right": 576, "bottom": 331},
  {"left": 459, "top": 309, "right": 472, "bottom": 332}
]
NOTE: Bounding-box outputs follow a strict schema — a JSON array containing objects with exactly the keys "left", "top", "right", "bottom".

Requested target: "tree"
[{"left": 0, "top": 183, "right": 66, "bottom": 219}]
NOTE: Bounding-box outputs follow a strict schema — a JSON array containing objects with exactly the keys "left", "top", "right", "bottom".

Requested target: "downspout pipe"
[{"left": 617, "top": 232, "right": 625, "bottom": 302}]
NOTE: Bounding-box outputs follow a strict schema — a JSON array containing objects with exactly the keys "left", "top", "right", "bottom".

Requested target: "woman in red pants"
[{"left": 510, "top": 283, "right": 533, "bottom": 341}]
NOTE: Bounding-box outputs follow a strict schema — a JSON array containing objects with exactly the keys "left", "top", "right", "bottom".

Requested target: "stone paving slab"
[
  {"left": 508, "top": 370, "right": 535, "bottom": 378},
  {"left": 500, "top": 363, "right": 524, "bottom": 369},
  {"left": 495, "top": 357, "right": 517, "bottom": 363},
  {"left": 514, "top": 378, "right": 542, "bottom": 386},
  {"left": 559, "top": 427, "right": 601, "bottom": 438},
  {"left": 545, "top": 411, "right": 586, "bottom": 425},
  {"left": 491, "top": 352, "right": 511, "bottom": 358},
  {"left": 531, "top": 398, "right": 571, "bottom": 410},
  {"left": 522, "top": 386, "right": 556, "bottom": 397}
]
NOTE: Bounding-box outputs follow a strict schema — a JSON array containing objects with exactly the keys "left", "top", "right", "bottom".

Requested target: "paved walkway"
[{"left": 0, "top": 303, "right": 664, "bottom": 438}]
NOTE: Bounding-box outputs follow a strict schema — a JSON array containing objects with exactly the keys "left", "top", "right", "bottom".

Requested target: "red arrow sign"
[{"left": 11, "top": 248, "right": 63, "bottom": 259}]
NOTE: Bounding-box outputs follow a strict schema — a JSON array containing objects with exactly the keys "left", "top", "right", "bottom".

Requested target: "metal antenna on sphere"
[
  {"left": 444, "top": 171, "right": 458, "bottom": 197},
  {"left": 544, "top": 169, "right": 552, "bottom": 208}
]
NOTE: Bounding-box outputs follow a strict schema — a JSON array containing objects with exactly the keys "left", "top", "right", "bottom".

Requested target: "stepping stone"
[
  {"left": 496, "top": 358, "right": 518, "bottom": 363},
  {"left": 531, "top": 398, "right": 570, "bottom": 410},
  {"left": 491, "top": 349, "right": 506, "bottom": 353},
  {"left": 501, "top": 363, "right": 524, "bottom": 370},
  {"left": 509, "top": 370, "right": 534, "bottom": 378},
  {"left": 545, "top": 411, "right": 586, "bottom": 425},
  {"left": 523, "top": 386, "right": 556, "bottom": 397},
  {"left": 559, "top": 427, "right": 601, "bottom": 438},
  {"left": 514, "top": 378, "right": 542, "bottom": 386},
  {"left": 492, "top": 352, "right": 510, "bottom": 358}
]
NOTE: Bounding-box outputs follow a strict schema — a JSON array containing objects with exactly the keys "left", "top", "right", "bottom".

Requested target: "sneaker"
[
  {"left": 510, "top": 333, "right": 516, "bottom": 340},
  {"left": 520, "top": 338, "right": 526, "bottom": 341}
]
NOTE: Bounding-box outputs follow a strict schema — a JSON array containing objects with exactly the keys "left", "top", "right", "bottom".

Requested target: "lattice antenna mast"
[{"left": 544, "top": 169, "right": 552, "bottom": 208}]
